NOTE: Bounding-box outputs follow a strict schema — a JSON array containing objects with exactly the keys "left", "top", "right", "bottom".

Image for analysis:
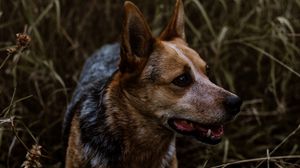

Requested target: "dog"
[{"left": 63, "top": 0, "right": 242, "bottom": 167}]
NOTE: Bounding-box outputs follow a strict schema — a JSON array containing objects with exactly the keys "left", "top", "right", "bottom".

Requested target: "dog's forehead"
[{"left": 160, "top": 40, "right": 207, "bottom": 75}]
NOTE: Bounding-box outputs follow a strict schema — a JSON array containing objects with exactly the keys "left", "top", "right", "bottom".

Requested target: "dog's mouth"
[{"left": 168, "top": 118, "right": 224, "bottom": 145}]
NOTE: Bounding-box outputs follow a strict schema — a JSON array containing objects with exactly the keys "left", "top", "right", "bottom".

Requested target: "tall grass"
[{"left": 0, "top": 0, "right": 299, "bottom": 167}]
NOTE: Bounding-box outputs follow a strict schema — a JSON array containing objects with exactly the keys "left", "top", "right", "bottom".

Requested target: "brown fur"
[{"left": 66, "top": 114, "right": 85, "bottom": 168}]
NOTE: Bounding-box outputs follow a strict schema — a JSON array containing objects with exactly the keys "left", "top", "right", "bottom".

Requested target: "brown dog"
[{"left": 63, "top": 0, "right": 242, "bottom": 167}]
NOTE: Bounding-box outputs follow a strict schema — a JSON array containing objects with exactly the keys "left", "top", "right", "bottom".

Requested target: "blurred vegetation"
[{"left": 0, "top": 0, "right": 300, "bottom": 167}]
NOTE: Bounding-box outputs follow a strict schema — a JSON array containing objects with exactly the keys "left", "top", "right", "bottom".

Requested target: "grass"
[{"left": 1, "top": 0, "right": 300, "bottom": 167}]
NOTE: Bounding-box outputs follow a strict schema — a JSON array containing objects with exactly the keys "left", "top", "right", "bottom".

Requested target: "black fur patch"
[
  {"left": 79, "top": 76, "right": 122, "bottom": 167},
  {"left": 63, "top": 43, "right": 122, "bottom": 167}
]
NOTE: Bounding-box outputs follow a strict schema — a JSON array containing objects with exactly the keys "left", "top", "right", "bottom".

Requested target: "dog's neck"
[{"left": 105, "top": 79, "right": 177, "bottom": 168}]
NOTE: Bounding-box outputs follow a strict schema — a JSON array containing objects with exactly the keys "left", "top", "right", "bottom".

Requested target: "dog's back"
[{"left": 63, "top": 43, "right": 120, "bottom": 143}]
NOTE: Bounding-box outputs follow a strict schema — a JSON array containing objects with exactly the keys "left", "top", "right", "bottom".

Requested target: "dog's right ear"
[{"left": 120, "top": 1, "right": 154, "bottom": 74}]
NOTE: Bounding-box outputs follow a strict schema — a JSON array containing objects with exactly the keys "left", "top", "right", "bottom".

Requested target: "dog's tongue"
[{"left": 174, "top": 120, "right": 194, "bottom": 132}]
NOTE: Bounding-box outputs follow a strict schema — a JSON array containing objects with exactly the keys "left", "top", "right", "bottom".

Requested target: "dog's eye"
[{"left": 172, "top": 73, "right": 193, "bottom": 87}]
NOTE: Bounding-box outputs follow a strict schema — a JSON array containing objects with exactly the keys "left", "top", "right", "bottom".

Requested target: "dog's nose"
[{"left": 224, "top": 95, "right": 242, "bottom": 116}]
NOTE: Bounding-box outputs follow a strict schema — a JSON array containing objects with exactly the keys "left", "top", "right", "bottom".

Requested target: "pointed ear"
[
  {"left": 160, "top": 0, "right": 185, "bottom": 41},
  {"left": 120, "top": 1, "right": 154, "bottom": 73}
]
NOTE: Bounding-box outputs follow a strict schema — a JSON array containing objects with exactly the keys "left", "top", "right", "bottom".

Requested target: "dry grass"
[{"left": 1, "top": 0, "right": 300, "bottom": 167}]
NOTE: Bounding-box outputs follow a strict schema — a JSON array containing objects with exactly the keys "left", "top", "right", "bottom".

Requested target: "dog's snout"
[{"left": 223, "top": 95, "right": 242, "bottom": 116}]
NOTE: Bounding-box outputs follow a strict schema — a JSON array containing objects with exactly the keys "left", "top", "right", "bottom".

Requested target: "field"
[{"left": 1, "top": 0, "right": 300, "bottom": 167}]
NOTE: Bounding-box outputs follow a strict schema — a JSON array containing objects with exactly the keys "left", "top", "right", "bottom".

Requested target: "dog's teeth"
[{"left": 206, "top": 129, "right": 212, "bottom": 137}]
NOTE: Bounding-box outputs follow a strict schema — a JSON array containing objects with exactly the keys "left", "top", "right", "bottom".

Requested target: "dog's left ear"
[
  {"left": 120, "top": 1, "right": 154, "bottom": 73},
  {"left": 160, "top": 0, "right": 185, "bottom": 41}
]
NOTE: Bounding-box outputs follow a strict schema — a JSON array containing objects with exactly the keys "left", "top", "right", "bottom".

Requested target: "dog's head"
[{"left": 117, "top": 0, "right": 242, "bottom": 144}]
